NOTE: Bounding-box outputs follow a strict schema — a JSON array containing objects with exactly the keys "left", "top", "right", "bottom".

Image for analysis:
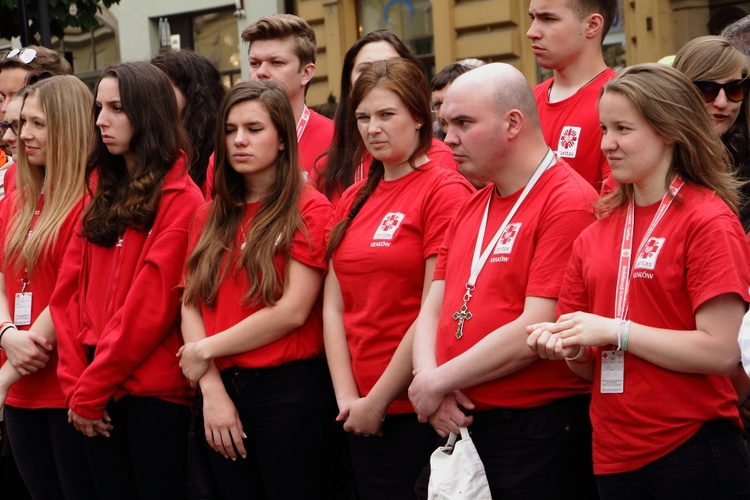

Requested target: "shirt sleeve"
[
  {"left": 421, "top": 175, "right": 474, "bottom": 258},
  {"left": 686, "top": 211, "right": 750, "bottom": 311},
  {"left": 555, "top": 236, "right": 590, "bottom": 317},
  {"left": 49, "top": 228, "right": 91, "bottom": 405},
  {"left": 526, "top": 208, "right": 597, "bottom": 299},
  {"left": 291, "top": 191, "right": 334, "bottom": 271}
]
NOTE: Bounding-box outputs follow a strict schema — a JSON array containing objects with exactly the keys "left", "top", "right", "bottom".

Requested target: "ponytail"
[{"left": 325, "top": 161, "right": 385, "bottom": 261}]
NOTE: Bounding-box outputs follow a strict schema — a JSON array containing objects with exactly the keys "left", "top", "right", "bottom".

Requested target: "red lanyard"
[
  {"left": 21, "top": 188, "right": 45, "bottom": 291},
  {"left": 296, "top": 105, "right": 310, "bottom": 141},
  {"left": 614, "top": 177, "right": 684, "bottom": 319}
]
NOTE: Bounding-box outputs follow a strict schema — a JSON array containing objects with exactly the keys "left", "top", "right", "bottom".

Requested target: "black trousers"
[
  {"left": 597, "top": 419, "right": 750, "bottom": 499},
  {"left": 348, "top": 412, "right": 438, "bottom": 500},
  {"left": 5, "top": 405, "right": 96, "bottom": 500},
  {"left": 208, "top": 358, "right": 355, "bottom": 500},
  {"left": 416, "top": 394, "right": 597, "bottom": 500},
  {"left": 84, "top": 395, "right": 190, "bottom": 500}
]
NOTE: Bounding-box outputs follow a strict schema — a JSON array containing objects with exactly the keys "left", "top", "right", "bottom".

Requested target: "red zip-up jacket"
[{"left": 50, "top": 154, "right": 204, "bottom": 420}]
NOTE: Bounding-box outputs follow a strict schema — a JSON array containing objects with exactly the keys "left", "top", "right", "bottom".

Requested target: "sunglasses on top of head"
[
  {"left": 692, "top": 79, "right": 750, "bottom": 103},
  {"left": 2, "top": 48, "right": 37, "bottom": 65}
]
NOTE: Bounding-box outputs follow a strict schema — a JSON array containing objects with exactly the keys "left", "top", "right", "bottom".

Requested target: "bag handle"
[{"left": 445, "top": 426, "right": 472, "bottom": 449}]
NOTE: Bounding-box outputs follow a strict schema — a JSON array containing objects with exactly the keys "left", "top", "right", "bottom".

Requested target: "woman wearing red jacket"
[{"left": 49, "top": 62, "right": 204, "bottom": 499}]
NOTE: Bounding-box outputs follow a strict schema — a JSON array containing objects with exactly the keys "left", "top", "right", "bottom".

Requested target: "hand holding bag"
[{"left": 427, "top": 426, "right": 492, "bottom": 500}]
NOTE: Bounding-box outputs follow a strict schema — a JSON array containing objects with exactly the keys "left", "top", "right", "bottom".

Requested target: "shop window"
[
  {"left": 357, "top": 0, "right": 435, "bottom": 77},
  {"left": 160, "top": 7, "right": 241, "bottom": 87}
]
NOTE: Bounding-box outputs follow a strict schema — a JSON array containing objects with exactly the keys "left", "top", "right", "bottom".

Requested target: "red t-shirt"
[
  {"left": 534, "top": 69, "right": 616, "bottom": 192},
  {"left": 189, "top": 187, "right": 332, "bottom": 370},
  {"left": 330, "top": 160, "right": 473, "bottom": 413},
  {"left": 434, "top": 161, "right": 597, "bottom": 409},
  {"left": 557, "top": 183, "right": 750, "bottom": 474},
  {"left": 0, "top": 193, "right": 84, "bottom": 409},
  {"left": 299, "top": 109, "right": 334, "bottom": 178},
  {"left": 310, "top": 138, "right": 458, "bottom": 206},
  {"left": 2, "top": 161, "right": 17, "bottom": 198}
]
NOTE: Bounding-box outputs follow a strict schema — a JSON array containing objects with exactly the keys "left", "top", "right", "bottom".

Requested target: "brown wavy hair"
[
  {"left": 597, "top": 63, "right": 740, "bottom": 215},
  {"left": 81, "top": 62, "right": 189, "bottom": 247},
  {"left": 317, "top": 30, "right": 421, "bottom": 200},
  {"left": 151, "top": 50, "right": 226, "bottom": 191},
  {"left": 7, "top": 76, "right": 91, "bottom": 275},
  {"left": 325, "top": 58, "right": 432, "bottom": 259},
  {"left": 182, "top": 81, "right": 305, "bottom": 308}
]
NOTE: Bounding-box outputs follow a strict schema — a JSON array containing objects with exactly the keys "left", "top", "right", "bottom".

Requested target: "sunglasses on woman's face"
[{"left": 693, "top": 79, "right": 750, "bottom": 103}]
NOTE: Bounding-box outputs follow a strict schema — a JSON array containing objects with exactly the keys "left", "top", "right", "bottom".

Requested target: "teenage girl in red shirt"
[
  {"left": 528, "top": 63, "right": 750, "bottom": 499},
  {"left": 0, "top": 75, "right": 96, "bottom": 499},
  {"left": 179, "top": 80, "right": 343, "bottom": 499}
]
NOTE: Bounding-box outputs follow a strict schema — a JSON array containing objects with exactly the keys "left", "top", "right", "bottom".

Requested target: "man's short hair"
[
  {"left": 569, "top": 0, "right": 619, "bottom": 40},
  {"left": 722, "top": 15, "right": 750, "bottom": 56},
  {"left": 241, "top": 14, "right": 317, "bottom": 67},
  {"left": 432, "top": 63, "right": 473, "bottom": 92}
]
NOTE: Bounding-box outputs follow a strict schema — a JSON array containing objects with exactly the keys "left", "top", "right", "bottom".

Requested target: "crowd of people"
[{"left": 1, "top": 0, "right": 750, "bottom": 498}]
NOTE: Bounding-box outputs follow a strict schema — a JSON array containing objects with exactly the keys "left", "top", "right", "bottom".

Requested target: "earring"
[{"left": 416, "top": 123, "right": 422, "bottom": 129}]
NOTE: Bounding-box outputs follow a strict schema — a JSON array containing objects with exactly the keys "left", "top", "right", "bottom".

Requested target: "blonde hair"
[
  {"left": 8, "top": 75, "right": 92, "bottom": 274},
  {"left": 598, "top": 63, "right": 740, "bottom": 215}
]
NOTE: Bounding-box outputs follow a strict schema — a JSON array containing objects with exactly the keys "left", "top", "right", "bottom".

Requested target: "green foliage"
[{"left": 0, "top": 0, "right": 121, "bottom": 41}]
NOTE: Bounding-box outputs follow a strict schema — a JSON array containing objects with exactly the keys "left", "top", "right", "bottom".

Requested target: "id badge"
[
  {"left": 14, "top": 292, "right": 32, "bottom": 326},
  {"left": 601, "top": 350, "right": 624, "bottom": 394}
]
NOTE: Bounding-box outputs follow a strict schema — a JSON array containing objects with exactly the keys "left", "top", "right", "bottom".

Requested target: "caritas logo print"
[
  {"left": 373, "top": 212, "right": 405, "bottom": 240},
  {"left": 557, "top": 126, "right": 581, "bottom": 158}
]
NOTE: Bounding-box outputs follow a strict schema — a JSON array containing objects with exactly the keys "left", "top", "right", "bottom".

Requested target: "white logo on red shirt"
[
  {"left": 493, "top": 223, "right": 522, "bottom": 255},
  {"left": 634, "top": 237, "right": 665, "bottom": 270},
  {"left": 373, "top": 212, "right": 405, "bottom": 240},
  {"left": 557, "top": 126, "right": 581, "bottom": 158}
]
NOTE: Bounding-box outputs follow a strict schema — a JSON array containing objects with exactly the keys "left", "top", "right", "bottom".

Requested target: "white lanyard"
[
  {"left": 614, "top": 176, "right": 684, "bottom": 320},
  {"left": 296, "top": 105, "right": 310, "bottom": 141},
  {"left": 452, "top": 148, "right": 556, "bottom": 339}
]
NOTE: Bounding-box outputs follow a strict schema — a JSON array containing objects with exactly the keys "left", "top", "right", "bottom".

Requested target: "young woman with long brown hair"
[
  {"left": 324, "top": 58, "right": 474, "bottom": 498},
  {"left": 179, "top": 80, "right": 341, "bottom": 499},
  {"left": 49, "top": 62, "right": 204, "bottom": 499}
]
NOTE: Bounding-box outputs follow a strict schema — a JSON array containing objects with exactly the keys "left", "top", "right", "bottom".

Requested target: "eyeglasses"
[
  {"left": 693, "top": 79, "right": 750, "bottom": 103},
  {"left": 2, "top": 48, "right": 37, "bottom": 64},
  {"left": 0, "top": 121, "right": 19, "bottom": 137},
  {"left": 431, "top": 100, "right": 443, "bottom": 115}
]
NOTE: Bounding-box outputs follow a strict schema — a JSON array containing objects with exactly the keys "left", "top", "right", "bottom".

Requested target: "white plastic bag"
[
  {"left": 739, "top": 308, "right": 750, "bottom": 376},
  {"left": 427, "top": 426, "right": 492, "bottom": 500}
]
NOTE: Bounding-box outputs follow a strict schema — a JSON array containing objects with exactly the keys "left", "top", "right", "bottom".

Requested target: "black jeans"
[
  {"left": 348, "top": 412, "right": 438, "bottom": 500},
  {"left": 209, "top": 358, "right": 355, "bottom": 500},
  {"left": 84, "top": 395, "right": 190, "bottom": 500},
  {"left": 597, "top": 419, "right": 750, "bottom": 499},
  {"left": 4, "top": 405, "right": 96, "bottom": 500},
  {"left": 417, "top": 394, "right": 597, "bottom": 500}
]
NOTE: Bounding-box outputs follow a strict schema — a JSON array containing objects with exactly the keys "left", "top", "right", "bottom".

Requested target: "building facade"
[{"left": 2, "top": 0, "right": 749, "bottom": 107}]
